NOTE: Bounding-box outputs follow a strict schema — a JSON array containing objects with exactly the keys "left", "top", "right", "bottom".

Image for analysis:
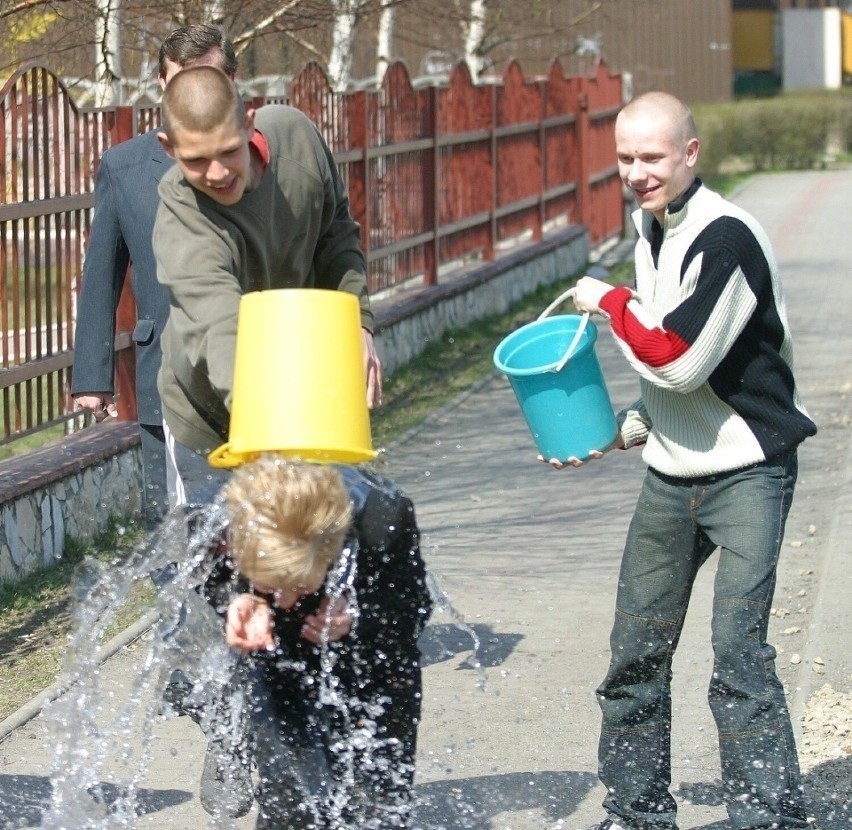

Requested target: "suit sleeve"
[{"left": 71, "top": 153, "right": 130, "bottom": 395}]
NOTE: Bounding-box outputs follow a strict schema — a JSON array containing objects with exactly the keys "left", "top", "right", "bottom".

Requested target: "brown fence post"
[
  {"left": 488, "top": 82, "right": 497, "bottom": 263},
  {"left": 425, "top": 84, "right": 438, "bottom": 287},
  {"left": 109, "top": 106, "right": 138, "bottom": 422},
  {"left": 576, "top": 80, "right": 591, "bottom": 236},
  {"left": 536, "top": 78, "right": 547, "bottom": 242}
]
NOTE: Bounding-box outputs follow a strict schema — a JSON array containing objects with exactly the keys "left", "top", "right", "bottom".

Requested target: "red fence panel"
[
  {"left": 495, "top": 61, "right": 545, "bottom": 246},
  {"left": 585, "top": 63, "right": 625, "bottom": 244},
  {"left": 542, "top": 61, "right": 582, "bottom": 232},
  {"left": 365, "top": 62, "right": 432, "bottom": 294},
  {"left": 436, "top": 63, "right": 495, "bottom": 272},
  {"left": 0, "top": 59, "right": 623, "bottom": 449},
  {"left": 1, "top": 64, "right": 114, "bottom": 444}
]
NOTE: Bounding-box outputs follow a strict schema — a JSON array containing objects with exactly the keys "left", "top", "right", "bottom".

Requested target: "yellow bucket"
[{"left": 208, "top": 289, "right": 376, "bottom": 468}]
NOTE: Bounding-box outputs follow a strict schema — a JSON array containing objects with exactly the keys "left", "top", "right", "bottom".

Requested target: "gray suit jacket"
[{"left": 72, "top": 130, "right": 172, "bottom": 425}]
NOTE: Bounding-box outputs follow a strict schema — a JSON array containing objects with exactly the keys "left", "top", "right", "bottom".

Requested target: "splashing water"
[
  {"left": 29, "top": 497, "right": 481, "bottom": 829},
  {"left": 425, "top": 571, "right": 486, "bottom": 690},
  {"left": 37, "top": 504, "right": 240, "bottom": 828}
]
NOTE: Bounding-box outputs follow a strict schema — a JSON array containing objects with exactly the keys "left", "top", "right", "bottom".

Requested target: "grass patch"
[
  {"left": 0, "top": 516, "right": 150, "bottom": 721},
  {"left": 0, "top": 258, "right": 635, "bottom": 722},
  {"left": 0, "top": 423, "right": 67, "bottom": 462}
]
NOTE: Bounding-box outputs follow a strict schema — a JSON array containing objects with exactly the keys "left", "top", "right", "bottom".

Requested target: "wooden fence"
[{"left": 0, "top": 58, "right": 623, "bottom": 447}]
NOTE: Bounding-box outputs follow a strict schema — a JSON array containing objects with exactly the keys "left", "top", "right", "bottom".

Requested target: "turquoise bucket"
[{"left": 493, "top": 290, "right": 617, "bottom": 461}]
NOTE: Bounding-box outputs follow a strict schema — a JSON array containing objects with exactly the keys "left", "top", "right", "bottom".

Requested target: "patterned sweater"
[{"left": 599, "top": 180, "right": 816, "bottom": 478}]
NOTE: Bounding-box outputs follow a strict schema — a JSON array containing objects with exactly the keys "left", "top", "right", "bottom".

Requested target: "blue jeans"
[{"left": 598, "top": 452, "right": 808, "bottom": 830}]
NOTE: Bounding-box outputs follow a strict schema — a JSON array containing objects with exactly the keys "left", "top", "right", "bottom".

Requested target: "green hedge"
[{"left": 694, "top": 90, "right": 852, "bottom": 178}]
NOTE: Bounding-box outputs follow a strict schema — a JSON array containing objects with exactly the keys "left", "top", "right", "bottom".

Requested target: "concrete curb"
[{"left": 0, "top": 609, "right": 160, "bottom": 742}]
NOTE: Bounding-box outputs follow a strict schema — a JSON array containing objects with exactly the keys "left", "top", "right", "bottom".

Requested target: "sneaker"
[
  {"left": 199, "top": 741, "right": 254, "bottom": 818},
  {"left": 160, "top": 669, "right": 194, "bottom": 716}
]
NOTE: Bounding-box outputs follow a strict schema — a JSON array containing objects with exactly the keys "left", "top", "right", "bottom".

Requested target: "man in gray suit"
[{"left": 71, "top": 25, "right": 238, "bottom": 528}]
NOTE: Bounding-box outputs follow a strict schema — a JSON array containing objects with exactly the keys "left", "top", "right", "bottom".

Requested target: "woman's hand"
[
  {"left": 301, "top": 595, "right": 352, "bottom": 644},
  {"left": 225, "top": 593, "right": 275, "bottom": 652}
]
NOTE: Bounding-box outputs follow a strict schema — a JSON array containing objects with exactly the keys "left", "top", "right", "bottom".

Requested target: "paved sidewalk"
[{"left": 0, "top": 170, "right": 849, "bottom": 829}]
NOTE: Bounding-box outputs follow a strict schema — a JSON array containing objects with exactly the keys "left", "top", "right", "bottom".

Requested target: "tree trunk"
[
  {"left": 94, "top": 0, "right": 121, "bottom": 106},
  {"left": 328, "top": 0, "right": 361, "bottom": 91},
  {"left": 463, "top": 0, "right": 487, "bottom": 79},
  {"left": 376, "top": 0, "right": 395, "bottom": 83}
]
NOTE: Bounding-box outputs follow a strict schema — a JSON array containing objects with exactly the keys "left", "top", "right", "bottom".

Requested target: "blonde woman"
[{"left": 203, "top": 455, "right": 432, "bottom": 829}]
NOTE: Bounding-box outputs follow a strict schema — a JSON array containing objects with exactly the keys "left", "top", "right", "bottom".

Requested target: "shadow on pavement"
[
  {"left": 672, "top": 757, "right": 852, "bottom": 830},
  {"left": 419, "top": 623, "right": 524, "bottom": 669},
  {"left": 0, "top": 774, "right": 192, "bottom": 829},
  {"left": 412, "top": 769, "right": 598, "bottom": 828},
  {"left": 802, "top": 757, "right": 851, "bottom": 828}
]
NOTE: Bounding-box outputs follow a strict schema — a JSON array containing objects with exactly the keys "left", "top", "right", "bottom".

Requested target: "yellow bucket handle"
[{"left": 208, "top": 442, "right": 250, "bottom": 469}]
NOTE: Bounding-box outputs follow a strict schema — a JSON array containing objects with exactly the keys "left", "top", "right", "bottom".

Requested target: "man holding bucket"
[
  {"left": 152, "top": 66, "right": 382, "bottom": 505},
  {"left": 556, "top": 92, "right": 816, "bottom": 830}
]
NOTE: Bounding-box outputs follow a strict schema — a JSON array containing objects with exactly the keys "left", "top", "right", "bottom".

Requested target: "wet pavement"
[{"left": 1, "top": 169, "right": 850, "bottom": 829}]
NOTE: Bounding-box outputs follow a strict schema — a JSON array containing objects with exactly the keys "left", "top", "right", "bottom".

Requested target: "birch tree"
[
  {"left": 460, "top": 0, "right": 486, "bottom": 78},
  {"left": 93, "top": 0, "right": 120, "bottom": 105},
  {"left": 375, "top": 0, "right": 394, "bottom": 82},
  {"left": 327, "top": 0, "right": 365, "bottom": 90}
]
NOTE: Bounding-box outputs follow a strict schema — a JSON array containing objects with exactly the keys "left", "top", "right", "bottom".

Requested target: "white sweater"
[{"left": 599, "top": 181, "right": 815, "bottom": 478}]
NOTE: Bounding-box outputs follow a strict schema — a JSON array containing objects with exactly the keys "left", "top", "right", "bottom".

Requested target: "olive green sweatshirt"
[{"left": 154, "top": 104, "right": 372, "bottom": 452}]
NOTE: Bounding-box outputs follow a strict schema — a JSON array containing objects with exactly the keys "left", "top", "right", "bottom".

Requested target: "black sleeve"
[{"left": 354, "top": 489, "right": 433, "bottom": 650}]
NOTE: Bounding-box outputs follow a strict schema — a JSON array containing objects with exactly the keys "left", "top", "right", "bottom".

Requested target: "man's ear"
[
  {"left": 685, "top": 136, "right": 700, "bottom": 169},
  {"left": 244, "top": 108, "right": 256, "bottom": 138},
  {"left": 157, "top": 130, "right": 176, "bottom": 159}
]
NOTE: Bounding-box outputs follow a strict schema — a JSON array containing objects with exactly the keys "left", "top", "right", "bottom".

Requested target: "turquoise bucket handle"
[{"left": 536, "top": 288, "right": 590, "bottom": 374}]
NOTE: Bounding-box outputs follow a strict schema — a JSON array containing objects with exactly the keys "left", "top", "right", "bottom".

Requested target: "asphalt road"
[{"left": 0, "top": 169, "right": 849, "bottom": 830}]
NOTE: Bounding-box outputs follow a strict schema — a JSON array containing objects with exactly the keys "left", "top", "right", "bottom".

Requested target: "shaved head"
[
  {"left": 160, "top": 65, "right": 246, "bottom": 144},
  {"left": 614, "top": 91, "right": 700, "bottom": 223},
  {"left": 617, "top": 91, "right": 698, "bottom": 146}
]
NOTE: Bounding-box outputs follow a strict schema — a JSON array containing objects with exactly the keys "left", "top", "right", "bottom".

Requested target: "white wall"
[{"left": 782, "top": 8, "right": 842, "bottom": 91}]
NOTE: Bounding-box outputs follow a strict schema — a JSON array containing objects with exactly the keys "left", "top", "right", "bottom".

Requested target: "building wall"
[
  {"left": 733, "top": 10, "right": 776, "bottom": 71},
  {"left": 782, "top": 8, "right": 844, "bottom": 89},
  {"left": 843, "top": 11, "right": 852, "bottom": 76}
]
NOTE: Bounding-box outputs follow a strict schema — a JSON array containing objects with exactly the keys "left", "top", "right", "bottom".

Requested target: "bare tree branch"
[
  {"left": 0, "top": 0, "right": 67, "bottom": 23},
  {"left": 231, "top": 0, "right": 303, "bottom": 51}
]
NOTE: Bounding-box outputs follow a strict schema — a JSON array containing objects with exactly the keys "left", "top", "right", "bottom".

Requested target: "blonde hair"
[
  {"left": 160, "top": 65, "right": 246, "bottom": 142},
  {"left": 223, "top": 455, "right": 353, "bottom": 590}
]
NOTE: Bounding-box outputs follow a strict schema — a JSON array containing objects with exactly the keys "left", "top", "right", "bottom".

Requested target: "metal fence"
[{"left": 1, "top": 58, "right": 623, "bottom": 448}]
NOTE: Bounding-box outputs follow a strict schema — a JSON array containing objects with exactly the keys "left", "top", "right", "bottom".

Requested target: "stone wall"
[
  {"left": 0, "top": 225, "right": 591, "bottom": 585},
  {"left": 0, "top": 423, "right": 143, "bottom": 583}
]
